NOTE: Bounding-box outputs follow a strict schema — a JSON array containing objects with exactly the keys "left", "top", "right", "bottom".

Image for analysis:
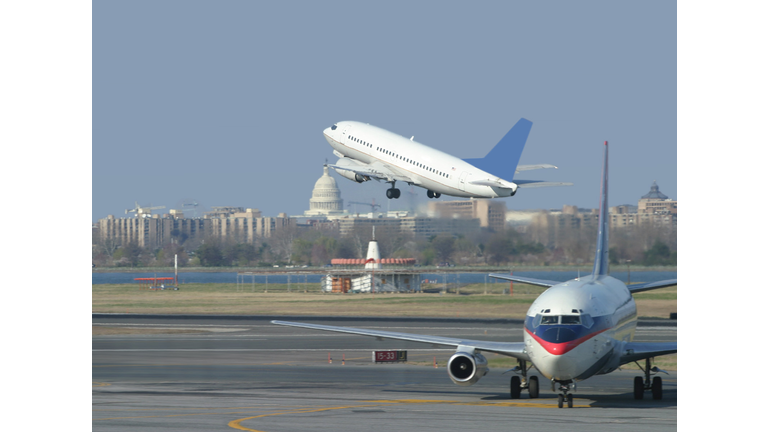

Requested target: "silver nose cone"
[{"left": 538, "top": 354, "right": 579, "bottom": 381}]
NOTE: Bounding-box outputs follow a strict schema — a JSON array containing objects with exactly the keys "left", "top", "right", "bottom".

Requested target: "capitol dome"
[{"left": 305, "top": 166, "right": 346, "bottom": 216}]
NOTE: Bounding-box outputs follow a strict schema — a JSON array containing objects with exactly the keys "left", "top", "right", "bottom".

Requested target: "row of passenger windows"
[{"left": 348, "top": 134, "right": 450, "bottom": 179}]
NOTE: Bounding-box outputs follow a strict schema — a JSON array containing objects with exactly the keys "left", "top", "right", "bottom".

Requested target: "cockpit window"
[
  {"left": 540, "top": 315, "right": 558, "bottom": 325},
  {"left": 331, "top": 124, "right": 337, "bottom": 130},
  {"left": 561, "top": 315, "right": 581, "bottom": 325}
]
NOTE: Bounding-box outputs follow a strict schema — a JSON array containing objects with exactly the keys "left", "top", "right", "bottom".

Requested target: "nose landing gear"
[
  {"left": 551, "top": 380, "right": 576, "bottom": 408},
  {"left": 426, "top": 190, "right": 441, "bottom": 199},
  {"left": 633, "top": 357, "right": 667, "bottom": 400}
]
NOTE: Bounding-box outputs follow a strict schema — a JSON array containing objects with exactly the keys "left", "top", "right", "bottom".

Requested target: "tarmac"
[{"left": 93, "top": 315, "right": 677, "bottom": 431}]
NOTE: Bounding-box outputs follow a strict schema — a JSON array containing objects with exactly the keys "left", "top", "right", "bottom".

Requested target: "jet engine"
[
  {"left": 447, "top": 351, "right": 488, "bottom": 386},
  {"left": 332, "top": 158, "right": 371, "bottom": 183}
]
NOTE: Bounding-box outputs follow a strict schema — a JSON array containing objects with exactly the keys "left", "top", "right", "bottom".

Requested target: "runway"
[{"left": 93, "top": 315, "right": 677, "bottom": 431}]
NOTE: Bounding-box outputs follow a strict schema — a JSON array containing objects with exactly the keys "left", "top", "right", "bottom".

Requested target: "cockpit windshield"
[
  {"left": 536, "top": 314, "right": 591, "bottom": 327},
  {"left": 560, "top": 315, "right": 581, "bottom": 325},
  {"left": 540, "top": 315, "right": 559, "bottom": 325},
  {"left": 331, "top": 124, "right": 337, "bottom": 130}
]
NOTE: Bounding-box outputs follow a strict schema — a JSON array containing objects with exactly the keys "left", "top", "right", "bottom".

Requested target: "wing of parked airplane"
[
  {"left": 627, "top": 279, "right": 677, "bottom": 294},
  {"left": 620, "top": 341, "right": 677, "bottom": 364},
  {"left": 488, "top": 273, "right": 561, "bottom": 288},
  {"left": 271, "top": 320, "right": 530, "bottom": 360}
]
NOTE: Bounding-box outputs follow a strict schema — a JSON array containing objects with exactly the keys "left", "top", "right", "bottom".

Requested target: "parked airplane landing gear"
[
  {"left": 507, "top": 360, "right": 539, "bottom": 399},
  {"left": 633, "top": 358, "right": 667, "bottom": 400},
  {"left": 552, "top": 380, "right": 576, "bottom": 408}
]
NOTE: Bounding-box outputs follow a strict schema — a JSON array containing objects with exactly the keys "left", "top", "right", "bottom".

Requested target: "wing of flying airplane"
[{"left": 271, "top": 320, "right": 530, "bottom": 360}]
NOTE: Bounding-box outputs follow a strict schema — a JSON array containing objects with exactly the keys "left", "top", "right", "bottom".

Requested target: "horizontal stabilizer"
[
  {"left": 515, "top": 180, "right": 573, "bottom": 188},
  {"left": 516, "top": 164, "right": 558, "bottom": 173},
  {"left": 488, "top": 273, "right": 560, "bottom": 288},
  {"left": 627, "top": 279, "right": 677, "bottom": 294}
]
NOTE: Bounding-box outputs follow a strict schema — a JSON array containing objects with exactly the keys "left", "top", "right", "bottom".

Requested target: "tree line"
[{"left": 93, "top": 222, "right": 676, "bottom": 268}]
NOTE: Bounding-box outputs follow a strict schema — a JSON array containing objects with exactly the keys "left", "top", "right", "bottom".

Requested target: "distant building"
[
  {"left": 337, "top": 215, "right": 480, "bottom": 238},
  {"left": 304, "top": 166, "right": 348, "bottom": 218},
  {"left": 428, "top": 199, "right": 507, "bottom": 232},
  {"left": 530, "top": 181, "right": 676, "bottom": 246},
  {"left": 97, "top": 206, "right": 294, "bottom": 249},
  {"left": 638, "top": 181, "right": 677, "bottom": 216}
]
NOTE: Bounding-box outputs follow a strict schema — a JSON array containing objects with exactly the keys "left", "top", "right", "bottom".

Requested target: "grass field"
[{"left": 92, "top": 282, "right": 676, "bottom": 319}]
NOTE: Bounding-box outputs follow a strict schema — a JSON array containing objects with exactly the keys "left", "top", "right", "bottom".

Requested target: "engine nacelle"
[
  {"left": 447, "top": 351, "right": 488, "bottom": 386},
  {"left": 332, "top": 158, "right": 370, "bottom": 183}
]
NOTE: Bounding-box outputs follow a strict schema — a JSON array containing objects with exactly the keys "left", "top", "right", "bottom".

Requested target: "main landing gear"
[
  {"left": 385, "top": 181, "right": 401, "bottom": 199},
  {"left": 507, "top": 359, "right": 539, "bottom": 399},
  {"left": 633, "top": 357, "right": 667, "bottom": 400},
  {"left": 426, "top": 190, "right": 441, "bottom": 199}
]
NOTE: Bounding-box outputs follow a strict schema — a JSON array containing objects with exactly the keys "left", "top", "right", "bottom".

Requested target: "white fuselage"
[
  {"left": 323, "top": 121, "right": 513, "bottom": 198},
  {"left": 522, "top": 274, "right": 637, "bottom": 382}
]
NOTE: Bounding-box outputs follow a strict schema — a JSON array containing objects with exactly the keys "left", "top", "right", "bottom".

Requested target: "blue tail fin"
[
  {"left": 462, "top": 118, "right": 533, "bottom": 181},
  {"left": 592, "top": 141, "right": 610, "bottom": 277}
]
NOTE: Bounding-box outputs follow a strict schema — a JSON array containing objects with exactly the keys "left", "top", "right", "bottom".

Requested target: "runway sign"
[{"left": 373, "top": 350, "right": 407, "bottom": 363}]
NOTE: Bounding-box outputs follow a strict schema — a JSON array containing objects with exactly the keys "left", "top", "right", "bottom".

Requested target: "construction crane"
[
  {"left": 125, "top": 201, "right": 166, "bottom": 216},
  {"left": 348, "top": 199, "right": 381, "bottom": 212}
]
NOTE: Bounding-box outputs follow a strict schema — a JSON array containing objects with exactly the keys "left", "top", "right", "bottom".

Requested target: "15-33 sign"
[{"left": 373, "top": 350, "right": 407, "bottom": 363}]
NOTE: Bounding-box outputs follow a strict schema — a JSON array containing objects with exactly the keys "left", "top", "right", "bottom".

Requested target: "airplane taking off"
[
  {"left": 273, "top": 142, "right": 677, "bottom": 408},
  {"left": 322, "top": 118, "right": 572, "bottom": 200}
]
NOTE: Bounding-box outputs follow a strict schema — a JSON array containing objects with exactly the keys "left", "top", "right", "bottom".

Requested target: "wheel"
[
  {"left": 427, "top": 190, "right": 434, "bottom": 198},
  {"left": 633, "top": 376, "right": 644, "bottom": 400},
  {"left": 557, "top": 394, "right": 564, "bottom": 408},
  {"left": 393, "top": 188, "right": 401, "bottom": 199},
  {"left": 567, "top": 394, "right": 573, "bottom": 408},
  {"left": 510, "top": 376, "right": 521, "bottom": 399},
  {"left": 528, "top": 376, "right": 539, "bottom": 398},
  {"left": 386, "top": 189, "right": 394, "bottom": 199},
  {"left": 651, "top": 376, "right": 662, "bottom": 400},
  {"left": 434, "top": 192, "right": 441, "bottom": 198}
]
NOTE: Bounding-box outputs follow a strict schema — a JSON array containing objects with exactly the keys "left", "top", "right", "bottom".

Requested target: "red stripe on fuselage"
[{"left": 526, "top": 327, "right": 609, "bottom": 355}]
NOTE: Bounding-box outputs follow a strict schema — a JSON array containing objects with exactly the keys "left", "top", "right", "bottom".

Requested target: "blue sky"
[{"left": 92, "top": 1, "right": 676, "bottom": 222}]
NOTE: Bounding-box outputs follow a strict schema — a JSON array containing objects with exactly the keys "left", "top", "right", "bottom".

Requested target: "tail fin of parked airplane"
[
  {"left": 592, "top": 141, "right": 610, "bottom": 277},
  {"left": 462, "top": 118, "right": 533, "bottom": 181}
]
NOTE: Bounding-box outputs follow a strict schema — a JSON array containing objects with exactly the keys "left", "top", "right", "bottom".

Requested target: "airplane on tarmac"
[
  {"left": 322, "top": 118, "right": 572, "bottom": 200},
  {"left": 273, "top": 141, "right": 677, "bottom": 408}
]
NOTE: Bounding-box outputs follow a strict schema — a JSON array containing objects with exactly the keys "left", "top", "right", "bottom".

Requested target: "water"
[{"left": 92, "top": 270, "right": 675, "bottom": 285}]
